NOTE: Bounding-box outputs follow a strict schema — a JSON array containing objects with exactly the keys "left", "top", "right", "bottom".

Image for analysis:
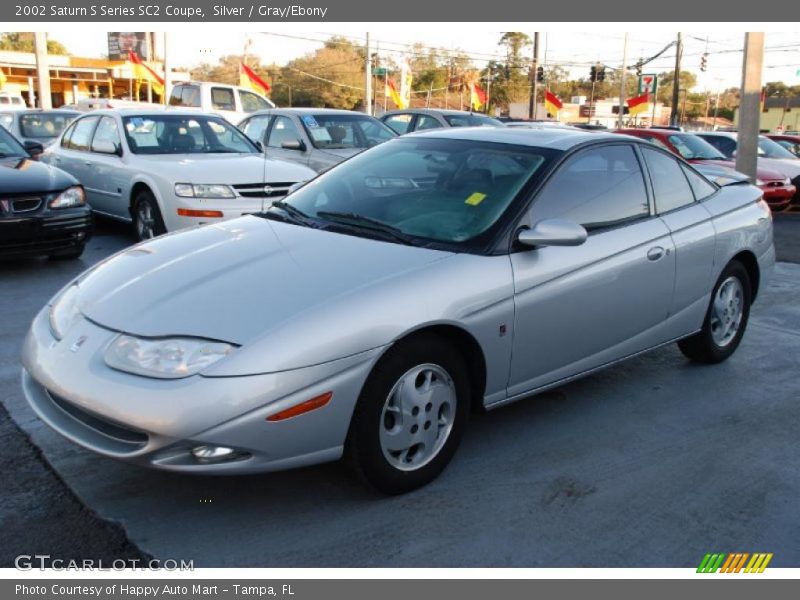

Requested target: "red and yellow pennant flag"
[
  {"left": 470, "top": 82, "right": 487, "bottom": 110},
  {"left": 128, "top": 51, "right": 164, "bottom": 97},
  {"left": 545, "top": 90, "right": 563, "bottom": 115},
  {"left": 627, "top": 92, "right": 650, "bottom": 116},
  {"left": 385, "top": 77, "right": 406, "bottom": 109},
  {"left": 240, "top": 62, "right": 271, "bottom": 96}
]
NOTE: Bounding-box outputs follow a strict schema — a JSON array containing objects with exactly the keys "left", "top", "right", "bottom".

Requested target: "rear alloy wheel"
[
  {"left": 347, "top": 335, "right": 469, "bottom": 495},
  {"left": 678, "top": 260, "right": 751, "bottom": 364},
  {"left": 133, "top": 190, "right": 165, "bottom": 241}
]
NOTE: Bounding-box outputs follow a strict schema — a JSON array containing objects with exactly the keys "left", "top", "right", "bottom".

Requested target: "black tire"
[
  {"left": 48, "top": 242, "right": 85, "bottom": 260},
  {"left": 346, "top": 335, "right": 470, "bottom": 495},
  {"left": 678, "top": 260, "right": 752, "bottom": 364},
  {"left": 132, "top": 189, "right": 166, "bottom": 241}
]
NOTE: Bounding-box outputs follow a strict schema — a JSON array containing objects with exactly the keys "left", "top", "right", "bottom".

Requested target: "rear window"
[
  {"left": 169, "top": 85, "right": 201, "bottom": 108},
  {"left": 19, "top": 113, "right": 77, "bottom": 139}
]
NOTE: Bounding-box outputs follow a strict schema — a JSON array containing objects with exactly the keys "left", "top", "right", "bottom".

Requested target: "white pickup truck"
[{"left": 168, "top": 81, "right": 275, "bottom": 124}]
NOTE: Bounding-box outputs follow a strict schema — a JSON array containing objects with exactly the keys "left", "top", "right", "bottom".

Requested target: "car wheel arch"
[
  {"left": 129, "top": 181, "right": 162, "bottom": 218},
  {"left": 378, "top": 324, "right": 488, "bottom": 413},
  {"left": 729, "top": 250, "right": 760, "bottom": 302}
]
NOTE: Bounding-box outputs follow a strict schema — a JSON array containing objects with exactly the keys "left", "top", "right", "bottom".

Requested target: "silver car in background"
[
  {"left": 22, "top": 128, "right": 774, "bottom": 494},
  {"left": 238, "top": 108, "right": 397, "bottom": 173},
  {"left": 41, "top": 109, "right": 315, "bottom": 240}
]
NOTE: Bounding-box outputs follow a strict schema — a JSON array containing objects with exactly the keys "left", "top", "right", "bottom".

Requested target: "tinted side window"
[
  {"left": 532, "top": 144, "right": 649, "bottom": 230},
  {"left": 415, "top": 115, "right": 443, "bottom": 131},
  {"left": 91, "top": 117, "right": 121, "bottom": 153},
  {"left": 642, "top": 147, "right": 694, "bottom": 213},
  {"left": 701, "top": 135, "right": 735, "bottom": 158},
  {"left": 211, "top": 87, "right": 236, "bottom": 111},
  {"left": 267, "top": 116, "right": 301, "bottom": 148},
  {"left": 61, "top": 121, "right": 77, "bottom": 148},
  {"left": 681, "top": 164, "right": 718, "bottom": 201},
  {"left": 383, "top": 114, "right": 413, "bottom": 134},
  {"left": 66, "top": 117, "right": 99, "bottom": 151}
]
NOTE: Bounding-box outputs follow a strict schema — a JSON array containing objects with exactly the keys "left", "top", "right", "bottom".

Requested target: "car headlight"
[
  {"left": 49, "top": 284, "right": 82, "bottom": 340},
  {"left": 755, "top": 179, "right": 765, "bottom": 186},
  {"left": 174, "top": 183, "right": 236, "bottom": 199},
  {"left": 104, "top": 335, "right": 235, "bottom": 379},
  {"left": 49, "top": 186, "right": 85, "bottom": 209},
  {"left": 785, "top": 176, "right": 793, "bottom": 185}
]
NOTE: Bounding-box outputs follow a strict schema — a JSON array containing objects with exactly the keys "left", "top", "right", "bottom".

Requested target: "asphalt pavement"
[{"left": 1, "top": 214, "right": 799, "bottom": 567}]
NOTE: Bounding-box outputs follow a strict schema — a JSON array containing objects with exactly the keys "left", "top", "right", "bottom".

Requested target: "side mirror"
[
  {"left": 93, "top": 140, "right": 122, "bottom": 156},
  {"left": 254, "top": 140, "right": 264, "bottom": 152},
  {"left": 281, "top": 139, "right": 305, "bottom": 151},
  {"left": 517, "top": 218, "right": 588, "bottom": 248},
  {"left": 24, "top": 140, "right": 44, "bottom": 158}
]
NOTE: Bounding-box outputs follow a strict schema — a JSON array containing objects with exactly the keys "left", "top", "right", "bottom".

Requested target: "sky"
[{"left": 36, "top": 25, "right": 800, "bottom": 93}]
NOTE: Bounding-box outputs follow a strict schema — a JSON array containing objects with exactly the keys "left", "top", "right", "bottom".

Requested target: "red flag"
[
  {"left": 545, "top": 90, "right": 563, "bottom": 114},
  {"left": 626, "top": 92, "right": 650, "bottom": 115},
  {"left": 240, "top": 62, "right": 271, "bottom": 96},
  {"left": 128, "top": 51, "right": 164, "bottom": 95}
]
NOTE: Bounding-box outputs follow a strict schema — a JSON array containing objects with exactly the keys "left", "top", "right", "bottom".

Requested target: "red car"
[
  {"left": 766, "top": 134, "right": 800, "bottom": 158},
  {"left": 616, "top": 128, "right": 795, "bottom": 211}
]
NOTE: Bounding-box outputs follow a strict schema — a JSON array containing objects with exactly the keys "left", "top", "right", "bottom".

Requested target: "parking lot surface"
[{"left": 2, "top": 215, "right": 799, "bottom": 567}]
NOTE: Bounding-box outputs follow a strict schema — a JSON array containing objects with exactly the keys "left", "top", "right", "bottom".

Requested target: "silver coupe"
[{"left": 22, "top": 128, "right": 775, "bottom": 494}]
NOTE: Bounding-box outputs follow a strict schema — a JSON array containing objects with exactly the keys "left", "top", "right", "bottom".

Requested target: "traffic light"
[
  {"left": 589, "top": 65, "right": 597, "bottom": 82},
  {"left": 635, "top": 58, "right": 643, "bottom": 76},
  {"left": 536, "top": 66, "right": 545, "bottom": 83},
  {"left": 700, "top": 53, "right": 708, "bottom": 72},
  {"left": 597, "top": 66, "right": 606, "bottom": 82}
]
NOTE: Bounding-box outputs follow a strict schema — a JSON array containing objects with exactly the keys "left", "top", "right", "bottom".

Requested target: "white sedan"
[{"left": 41, "top": 109, "right": 316, "bottom": 240}]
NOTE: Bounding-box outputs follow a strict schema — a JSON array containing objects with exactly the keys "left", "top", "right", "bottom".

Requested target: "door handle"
[{"left": 647, "top": 246, "right": 665, "bottom": 261}]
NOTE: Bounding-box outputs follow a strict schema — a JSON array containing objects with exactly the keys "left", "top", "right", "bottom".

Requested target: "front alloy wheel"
[{"left": 347, "top": 335, "right": 469, "bottom": 495}]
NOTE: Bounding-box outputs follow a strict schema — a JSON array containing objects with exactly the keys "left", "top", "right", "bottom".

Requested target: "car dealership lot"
[{"left": 2, "top": 215, "right": 800, "bottom": 567}]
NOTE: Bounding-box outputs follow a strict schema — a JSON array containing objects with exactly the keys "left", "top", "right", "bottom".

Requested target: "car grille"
[
  {"left": 764, "top": 181, "right": 785, "bottom": 187},
  {"left": 47, "top": 390, "right": 149, "bottom": 446},
  {"left": 233, "top": 182, "right": 296, "bottom": 199},
  {"left": 0, "top": 196, "right": 44, "bottom": 214}
]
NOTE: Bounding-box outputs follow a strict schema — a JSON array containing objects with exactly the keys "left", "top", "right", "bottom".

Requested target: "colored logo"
[{"left": 697, "top": 553, "right": 773, "bottom": 573}]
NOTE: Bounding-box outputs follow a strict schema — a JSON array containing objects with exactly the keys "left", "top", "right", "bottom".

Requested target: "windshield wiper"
[
  {"left": 268, "top": 199, "right": 315, "bottom": 226},
  {"left": 315, "top": 211, "right": 417, "bottom": 246}
]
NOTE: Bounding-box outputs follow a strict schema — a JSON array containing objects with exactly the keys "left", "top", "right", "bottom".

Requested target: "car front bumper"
[
  {"left": 759, "top": 182, "right": 796, "bottom": 211},
  {"left": 161, "top": 193, "right": 274, "bottom": 233},
  {"left": 0, "top": 206, "right": 92, "bottom": 258},
  {"left": 21, "top": 307, "right": 383, "bottom": 474}
]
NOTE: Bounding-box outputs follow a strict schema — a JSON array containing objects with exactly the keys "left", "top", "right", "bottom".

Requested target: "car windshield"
[
  {"left": 19, "top": 112, "right": 78, "bottom": 139},
  {"left": 669, "top": 134, "right": 726, "bottom": 160},
  {"left": 444, "top": 114, "right": 504, "bottom": 128},
  {"left": 122, "top": 114, "right": 258, "bottom": 155},
  {"left": 758, "top": 137, "right": 798, "bottom": 159},
  {"left": 300, "top": 114, "right": 396, "bottom": 150},
  {"left": 279, "top": 137, "right": 556, "bottom": 246},
  {"left": 0, "top": 126, "right": 28, "bottom": 158}
]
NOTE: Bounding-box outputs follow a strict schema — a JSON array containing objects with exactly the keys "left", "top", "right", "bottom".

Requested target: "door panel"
[{"left": 508, "top": 219, "right": 676, "bottom": 396}]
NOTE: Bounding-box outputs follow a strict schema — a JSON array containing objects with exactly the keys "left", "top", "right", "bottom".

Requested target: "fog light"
[{"left": 191, "top": 445, "right": 236, "bottom": 462}]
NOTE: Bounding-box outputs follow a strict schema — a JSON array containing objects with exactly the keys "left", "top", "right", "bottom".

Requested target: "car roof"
[
  {"left": 382, "top": 108, "right": 498, "bottom": 117},
  {"left": 5, "top": 109, "right": 80, "bottom": 116},
  {"left": 77, "top": 108, "right": 211, "bottom": 118},
  {"left": 246, "top": 108, "right": 375, "bottom": 117},
  {"left": 409, "top": 126, "right": 623, "bottom": 150}
]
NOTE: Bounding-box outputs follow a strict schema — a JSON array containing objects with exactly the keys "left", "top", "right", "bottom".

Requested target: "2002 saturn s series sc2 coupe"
[{"left": 21, "top": 128, "right": 775, "bottom": 494}]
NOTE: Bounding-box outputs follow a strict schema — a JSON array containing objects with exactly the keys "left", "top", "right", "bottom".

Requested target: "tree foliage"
[{"left": 0, "top": 33, "right": 69, "bottom": 55}]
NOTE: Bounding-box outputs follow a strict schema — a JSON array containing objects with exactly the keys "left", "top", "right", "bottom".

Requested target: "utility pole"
[
  {"left": 146, "top": 33, "right": 153, "bottom": 104},
  {"left": 736, "top": 32, "right": 765, "bottom": 180},
  {"left": 618, "top": 32, "right": 629, "bottom": 129},
  {"left": 33, "top": 32, "right": 51, "bottom": 109},
  {"left": 364, "top": 32, "right": 372, "bottom": 116},
  {"left": 670, "top": 32, "right": 682, "bottom": 126},
  {"left": 529, "top": 32, "right": 540, "bottom": 120},
  {"left": 163, "top": 32, "right": 171, "bottom": 106}
]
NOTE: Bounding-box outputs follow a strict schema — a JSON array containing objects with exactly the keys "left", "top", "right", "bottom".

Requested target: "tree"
[
  {"left": 656, "top": 70, "right": 697, "bottom": 106},
  {"left": 0, "top": 33, "right": 69, "bottom": 55}
]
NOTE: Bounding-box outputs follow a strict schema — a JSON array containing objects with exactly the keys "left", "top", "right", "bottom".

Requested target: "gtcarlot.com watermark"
[{"left": 14, "top": 554, "right": 194, "bottom": 571}]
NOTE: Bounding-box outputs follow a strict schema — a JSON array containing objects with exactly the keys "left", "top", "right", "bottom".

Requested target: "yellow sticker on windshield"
[{"left": 465, "top": 192, "right": 487, "bottom": 206}]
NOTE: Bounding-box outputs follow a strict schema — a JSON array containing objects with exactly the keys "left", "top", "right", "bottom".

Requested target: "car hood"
[
  {"left": 694, "top": 158, "right": 795, "bottom": 182},
  {"left": 758, "top": 157, "right": 800, "bottom": 178},
  {"left": 0, "top": 156, "right": 76, "bottom": 193},
  {"left": 75, "top": 217, "right": 452, "bottom": 347},
  {"left": 134, "top": 153, "right": 316, "bottom": 184}
]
